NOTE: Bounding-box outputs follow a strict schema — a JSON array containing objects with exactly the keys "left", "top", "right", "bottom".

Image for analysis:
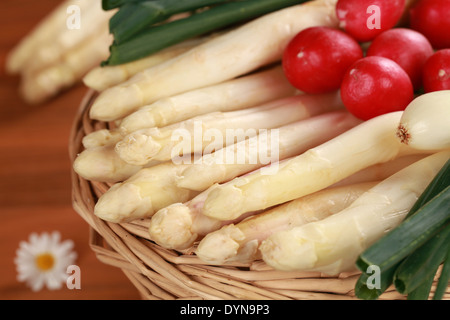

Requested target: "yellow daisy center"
[{"left": 35, "top": 253, "right": 55, "bottom": 271}]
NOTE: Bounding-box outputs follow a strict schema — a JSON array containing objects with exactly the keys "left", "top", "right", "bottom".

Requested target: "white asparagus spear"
[
  {"left": 6, "top": 0, "right": 95, "bottom": 74},
  {"left": 83, "top": 37, "right": 208, "bottom": 92},
  {"left": 118, "top": 66, "right": 297, "bottom": 135},
  {"left": 195, "top": 182, "right": 377, "bottom": 265},
  {"left": 201, "top": 111, "right": 422, "bottom": 221},
  {"left": 148, "top": 185, "right": 253, "bottom": 250},
  {"left": 73, "top": 145, "right": 160, "bottom": 183},
  {"left": 259, "top": 150, "right": 450, "bottom": 275},
  {"left": 83, "top": 65, "right": 296, "bottom": 148},
  {"left": 148, "top": 149, "right": 417, "bottom": 252},
  {"left": 396, "top": 90, "right": 450, "bottom": 150},
  {"left": 93, "top": 110, "right": 355, "bottom": 223},
  {"left": 22, "top": 1, "right": 115, "bottom": 75},
  {"left": 20, "top": 27, "right": 113, "bottom": 104},
  {"left": 82, "top": 128, "right": 124, "bottom": 149},
  {"left": 89, "top": 0, "right": 339, "bottom": 121},
  {"left": 176, "top": 110, "right": 361, "bottom": 191},
  {"left": 115, "top": 92, "right": 343, "bottom": 165},
  {"left": 94, "top": 162, "right": 196, "bottom": 223},
  {"left": 329, "top": 154, "right": 429, "bottom": 188}
]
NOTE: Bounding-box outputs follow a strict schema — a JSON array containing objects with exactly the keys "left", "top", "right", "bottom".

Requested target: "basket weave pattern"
[{"left": 69, "top": 91, "right": 447, "bottom": 300}]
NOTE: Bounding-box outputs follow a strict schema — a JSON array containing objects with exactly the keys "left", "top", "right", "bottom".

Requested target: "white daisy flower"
[{"left": 14, "top": 231, "right": 77, "bottom": 292}]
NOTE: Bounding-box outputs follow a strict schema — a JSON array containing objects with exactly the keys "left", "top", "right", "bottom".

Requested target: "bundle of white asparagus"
[
  {"left": 199, "top": 112, "right": 421, "bottom": 222},
  {"left": 88, "top": 0, "right": 339, "bottom": 121},
  {"left": 114, "top": 92, "right": 345, "bottom": 165},
  {"left": 69, "top": 0, "right": 450, "bottom": 277},
  {"left": 196, "top": 181, "right": 379, "bottom": 264},
  {"left": 6, "top": 0, "right": 115, "bottom": 104},
  {"left": 260, "top": 150, "right": 450, "bottom": 275}
]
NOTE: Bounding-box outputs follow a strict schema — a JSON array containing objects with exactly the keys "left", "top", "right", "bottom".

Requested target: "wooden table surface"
[{"left": 0, "top": 0, "right": 141, "bottom": 300}]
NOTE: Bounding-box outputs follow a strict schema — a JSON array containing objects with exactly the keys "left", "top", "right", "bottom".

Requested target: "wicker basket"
[{"left": 69, "top": 90, "right": 447, "bottom": 300}]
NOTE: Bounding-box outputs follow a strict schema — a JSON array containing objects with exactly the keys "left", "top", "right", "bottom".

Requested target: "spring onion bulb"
[{"left": 396, "top": 90, "right": 450, "bottom": 151}]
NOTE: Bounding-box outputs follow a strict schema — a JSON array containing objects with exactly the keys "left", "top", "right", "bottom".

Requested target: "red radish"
[
  {"left": 409, "top": 0, "right": 450, "bottom": 49},
  {"left": 340, "top": 56, "right": 414, "bottom": 121},
  {"left": 335, "top": 0, "right": 405, "bottom": 42},
  {"left": 422, "top": 49, "right": 450, "bottom": 92},
  {"left": 282, "top": 26, "right": 363, "bottom": 94},
  {"left": 366, "top": 28, "right": 434, "bottom": 90}
]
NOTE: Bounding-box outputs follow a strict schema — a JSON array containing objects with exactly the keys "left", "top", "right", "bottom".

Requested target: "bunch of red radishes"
[{"left": 282, "top": 0, "right": 450, "bottom": 120}]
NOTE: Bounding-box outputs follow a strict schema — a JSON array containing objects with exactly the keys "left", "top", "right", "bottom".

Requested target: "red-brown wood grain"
[{"left": 0, "top": 0, "right": 141, "bottom": 300}]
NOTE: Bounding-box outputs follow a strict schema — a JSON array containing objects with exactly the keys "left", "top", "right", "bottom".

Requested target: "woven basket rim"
[{"left": 69, "top": 90, "right": 447, "bottom": 300}]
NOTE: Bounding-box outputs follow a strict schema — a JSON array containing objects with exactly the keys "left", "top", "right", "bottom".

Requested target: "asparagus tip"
[
  {"left": 115, "top": 131, "right": 162, "bottom": 166},
  {"left": 90, "top": 84, "right": 144, "bottom": 121},
  {"left": 72, "top": 147, "right": 140, "bottom": 183},
  {"left": 196, "top": 225, "right": 246, "bottom": 265},
  {"left": 94, "top": 182, "right": 152, "bottom": 222},
  {"left": 203, "top": 184, "right": 246, "bottom": 220},
  {"left": 148, "top": 203, "right": 197, "bottom": 250}
]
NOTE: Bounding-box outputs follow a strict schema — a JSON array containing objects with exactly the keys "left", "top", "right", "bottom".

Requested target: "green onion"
[
  {"left": 356, "top": 157, "right": 450, "bottom": 273},
  {"left": 102, "top": 0, "right": 148, "bottom": 11},
  {"left": 110, "top": 0, "right": 236, "bottom": 44},
  {"left": 406, "top": 272, "right": 436, "bottom": 300},
  {"left": 102, "top": 0, "right": 306, "bottom": 66},
  {"left": 355, "top": 158, "right": 450, "bottom": 300},
  {"left": 356, "top": 186, "right": 450, "bottom": 274},
  {"left": 354, "top": 264, "right": 398, "bottom": 300},
  {"left": 406, "top": 227, "right": 449, "bottom": 300},
  {"left": 406, "top": 158, "right": 450, "bottom": 219},
  {"left": 433, "top": 243, "right": 450, "bottom": 300},
  {"left": 109, "top": 3, "right": 142, "bottom": 32},
  {"left": 393, "top": 224, "right": 450, "bottom": 295}
]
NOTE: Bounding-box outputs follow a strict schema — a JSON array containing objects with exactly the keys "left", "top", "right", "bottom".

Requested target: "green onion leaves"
[
  {"left": 102, "top": 0, "right": 306, "bottom": 66},
  {"left": 355, "top": 158, "right": 450, "bottom": 300}
]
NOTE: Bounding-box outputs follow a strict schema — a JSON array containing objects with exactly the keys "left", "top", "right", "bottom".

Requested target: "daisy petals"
[{"left": 15, "top": 231, "right": 77, "bottom": 292}]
